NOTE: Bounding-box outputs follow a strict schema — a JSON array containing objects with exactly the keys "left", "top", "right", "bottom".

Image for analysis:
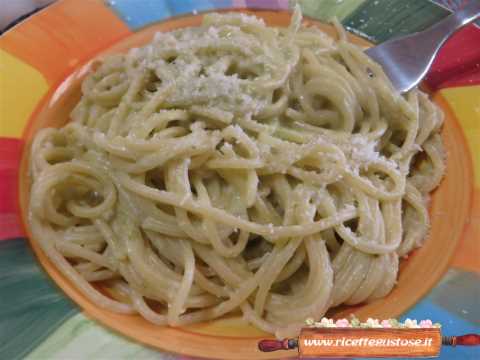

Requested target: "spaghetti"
[{"left": 28, "top": 8, "right": 445, "bottom": 338}]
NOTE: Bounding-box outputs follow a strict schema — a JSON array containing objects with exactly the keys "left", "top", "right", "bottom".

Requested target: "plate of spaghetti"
[{"left": 1, "top": 1, "right": 479, "bottom": 360}]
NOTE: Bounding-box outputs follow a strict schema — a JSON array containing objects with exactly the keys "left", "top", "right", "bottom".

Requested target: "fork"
[{"left": 365, "top": 1, "right": 480, "bottom": 93}]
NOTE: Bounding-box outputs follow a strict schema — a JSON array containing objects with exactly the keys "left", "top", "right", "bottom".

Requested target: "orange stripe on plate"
[
  {"left": 451, "top": 187, "right": 480, "bottom": 273},
  {"left": 0, "top": 0, "right": 131, "bottom": 85}
]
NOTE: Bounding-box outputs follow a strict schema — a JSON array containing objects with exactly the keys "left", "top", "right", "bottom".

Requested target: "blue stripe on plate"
[
  {"left": 107, "top": 0, "right": 233, "bottom": 30},
  {"left": 401, "top": 302, "right": 479, "bottom": 360},
  {"left": 169, "top": 0, "right": 232, "bottom": 16},
  {"left": 397, "top": 269, "right": 480, "bottom": 360}
]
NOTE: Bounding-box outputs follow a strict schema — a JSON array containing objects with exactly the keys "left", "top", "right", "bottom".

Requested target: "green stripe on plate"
[
  {"left": 300, "top": 0, "right": 367, "bottom": 22},
  {"left": 0, "top": 238, "right": 77, "bottom": 360},
  {"left": 26, "top": 313, "right": 175, "bottom": 360},
  {"left": 342, "top": 0, "right": 450, "bottom": 42}
]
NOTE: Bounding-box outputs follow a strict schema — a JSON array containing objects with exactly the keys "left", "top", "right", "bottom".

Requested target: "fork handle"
[
  {"left": 427, "top": 1, "right": 480, "bottom": 48},
  {"left": 450, "top": 1, "right": 480, "bottom": 27}
]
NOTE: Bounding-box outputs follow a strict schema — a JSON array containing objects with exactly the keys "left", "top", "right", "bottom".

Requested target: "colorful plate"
[{"left": 1, "top": 1, "right": 479, "bottom": 360}]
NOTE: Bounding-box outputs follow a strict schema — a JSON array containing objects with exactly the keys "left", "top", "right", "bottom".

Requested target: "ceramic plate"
[{"left": 1, "top": 1, "right": 479, "bottom": 359}]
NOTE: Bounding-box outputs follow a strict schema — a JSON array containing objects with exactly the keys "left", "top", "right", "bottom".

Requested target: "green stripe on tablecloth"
[
  {"left": 342, "top": 0, "right": 450, "bottom": 42},
  {"left": 0, "top": 238, "right": 77, "bottom": 360}
]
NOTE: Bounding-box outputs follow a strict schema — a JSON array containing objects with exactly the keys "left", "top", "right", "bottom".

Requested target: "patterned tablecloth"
[{"left": 0, "top": 1, "right": 478, "bottom": 359}]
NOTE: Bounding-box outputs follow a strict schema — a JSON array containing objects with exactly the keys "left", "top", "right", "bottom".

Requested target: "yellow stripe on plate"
[
  {"left": 440, "top": 86, "right": 480, "bottom": 186},
  {"left": 0, "top": 49, "right": 48, "bottom": 138}
]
